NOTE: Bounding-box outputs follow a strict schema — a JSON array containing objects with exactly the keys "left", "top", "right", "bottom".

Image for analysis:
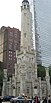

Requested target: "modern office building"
[
  {"left": 0, "top": 26, "right": 21, "bottom": 76},
  {"left": 32, "top": 0, "right": 42, "bottom": 65},
  {"left": 33, "top": 0, "right": 51, "bottom": 67}
]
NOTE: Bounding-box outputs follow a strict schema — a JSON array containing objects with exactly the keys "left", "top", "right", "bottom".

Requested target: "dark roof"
[{"left": 22, "top": 0, "right": 29, "bottom": 4}]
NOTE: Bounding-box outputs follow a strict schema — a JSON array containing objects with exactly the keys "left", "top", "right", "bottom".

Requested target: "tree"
[
  {"left": 0, "top": 61, "right": 4, "bottom": 95},
  {"left": 37, "top": 64, "right": 46, "bottom": 80},
  {"left": 0, "top": 61, "right": 4, "bottom": 82}
]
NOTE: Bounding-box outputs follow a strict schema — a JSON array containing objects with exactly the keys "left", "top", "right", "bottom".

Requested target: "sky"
[{"left": 0, "top": 0, "right": 22, "bottom": 30}]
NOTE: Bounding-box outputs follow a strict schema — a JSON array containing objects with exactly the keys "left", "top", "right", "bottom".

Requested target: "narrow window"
[
  {"left": 24, "top": 33, "right": 26, "bottom": 38},
  {"left": 27, "top": 87, "right": 29, "bottom": 93},
  {"left": 24, "top": 5, "right": 26, "bottom": 9}
]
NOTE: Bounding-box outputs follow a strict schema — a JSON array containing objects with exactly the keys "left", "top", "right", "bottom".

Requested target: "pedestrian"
[
  {"left": 0, "top": 96, "right": 2, "bottom": 103},
  {"left": 43, "top": 97, "right": 47, "bottom": 103},
  {"left": 48, "top": 95, "right": 51, "bottom": 103},
  {"left": 40, "top": 97, "right": 44, "bottom": 103},
  {"left": 38, "top": 97, "right": 40, "bottom": 103},
  {"left": 34, "top": 96, "right": 40, "bottom": 103}
]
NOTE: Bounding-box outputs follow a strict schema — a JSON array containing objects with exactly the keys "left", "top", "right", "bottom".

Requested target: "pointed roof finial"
[{"left": 22, "top": 0, "right": 29, "bottom": 4}]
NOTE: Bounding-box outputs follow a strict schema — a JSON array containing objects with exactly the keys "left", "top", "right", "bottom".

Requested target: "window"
[
  {"left": 27, "top": 87, "right": 29, "bottom": 93},
  {"left": 11, "top": 58, "right": 12, "bottom": 60},
  {"left": 29, "top": 66, "right": 31, "bottom": 68},
  {"left": 27, "top": 72, "right": 31, "bottom": 79},
  {"left": 14, "top": 55, "right": 15, "bottom": 58},
  {"left": 32, "top": 58, "right": 33, "bottom": 60},
  {"left": 24, "top": 5, "right": 26, "bottom": 9},
  {"left": 24, "top": 33, "right": 26, "bottom": 38},
  {"left": 14, "top": 59, "right": 15, "bottom": 61},
  {"left": 11, "top": 51, "right": 12, "bottom": 53},
  {"left": 14, "top": 52, "right": 15, "bottom": 54},
  {"left": 18, "top": 87, "right": 20, "bottom": 94},
  {"left": 9, "top": 54, "right": 10, "bottom": 57},
  {"left": 27, "top": 5, "right": 29, "bottom": 9},
  {"left": 9, "top": 32, "right": 13, "bottom": 37},
  {"left": 9, "top": 38, "right": 13, "bottom": 42},
  {"left": 22, "top": 56, "right": 24, "bottom": 58},
  {"left": 9, "top": 58, "right": 10, "bottom": 60},
  {"left": 11, "top": 55, "right": 12, "bottom": 57},
  {"left": 9, "top": 42, "right": 13, "bottom": 50},
  {"left": 14, "top": 33, "right": 17, "bottom": 38},
  {"left": 24, "top": 13, "right": 26, "bottom": 16},
  {"left": 9, "top": 51, "right": 10, "bottom": 53},
  {"left": 8, "top": 65, "right": 10, "bottom": 68}
]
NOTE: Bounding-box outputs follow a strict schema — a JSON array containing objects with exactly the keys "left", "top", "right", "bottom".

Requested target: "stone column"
[
  {"left": 32, "top": 72, "right": 38, "bottom": 97},
  {"left": 39, "top": 77, "right": 42, "bottom": 99},
  {"left": 34, "top": 62, "right": 37, "bottom": 79},
  {"left": 2, "top": 69, "right": 7, "bottom": 96},
  {"left": 20, "top": 73, "right": 26, "bottom": 95},
  {"left": 9, "top": 78, "right": 12, "bottom": 96},
  {"left": 32, "top": 80, "right": 35, "bottom": 97},
  {"left": 12, "top": 74, "right": 15, "bottom": 96},
  {"left": 45, "top": 67, "right": 50, "bottom": 96},
  {"left": 15, "top": 63, "right": 18, "bottom": 96},
  {"left": 2, "top": 79, "right": 6, "bottom": 97}
]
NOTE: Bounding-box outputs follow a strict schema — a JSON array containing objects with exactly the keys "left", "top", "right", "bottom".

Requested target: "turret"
[
  {"left": 21, "top": 0, "right": 29, "bottom": 11},
  {"left": 21, "top": 0, "right": 33, "bottom": 50}
]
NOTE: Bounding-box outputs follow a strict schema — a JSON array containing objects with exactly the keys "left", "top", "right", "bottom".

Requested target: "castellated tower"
[
  {"left": 21, "top": 0, "right": 33, "bottom": 50},
  {"left": 15, "top": 0, "right": 37, "bottom": 97},
  {"left": 2, "top": 0, "right": 37, "bottom": 97}
]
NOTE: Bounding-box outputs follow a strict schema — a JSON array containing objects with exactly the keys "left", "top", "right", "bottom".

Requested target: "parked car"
[
  {"left": 10, "top": 96, "right": 32, "bottom": 103},
  {"left": 3, "top": 95, "right": 15, "bottom": 101}
]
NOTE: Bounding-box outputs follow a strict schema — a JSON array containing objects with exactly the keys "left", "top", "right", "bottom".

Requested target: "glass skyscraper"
[{"left": 33, "top": 0, "right": 51, "bottom": 67}]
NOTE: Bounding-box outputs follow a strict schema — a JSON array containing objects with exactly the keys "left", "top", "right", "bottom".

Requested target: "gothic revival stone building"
[{"left": 2, "top": 0, "right": 51, "bottom": 99}]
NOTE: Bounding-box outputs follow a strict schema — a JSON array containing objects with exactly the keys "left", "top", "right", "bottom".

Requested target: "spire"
[{"left": 21, "top": 0, "right": 32, "bottom": 50}]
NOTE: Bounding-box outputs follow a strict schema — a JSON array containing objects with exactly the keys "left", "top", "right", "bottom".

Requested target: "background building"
[
  {"left": 0, "top": 26, "right": 21, "bottom": 76},
  {"left": 33, "top": 3, "right": 42, "bottom": 65},
  {"left": 30, "top": 0, "right": 42, "bottom": 65},
  {"left": 33, "top": 0, "right": 51, "bottom": 67}
]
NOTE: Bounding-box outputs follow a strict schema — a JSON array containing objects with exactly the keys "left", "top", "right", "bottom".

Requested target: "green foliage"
[
  {"left": 0, "top": 61, "right": 4, "bottom": 85},
  {"left": 37, "top": 64, "right": 46, "bottom": 80}
]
